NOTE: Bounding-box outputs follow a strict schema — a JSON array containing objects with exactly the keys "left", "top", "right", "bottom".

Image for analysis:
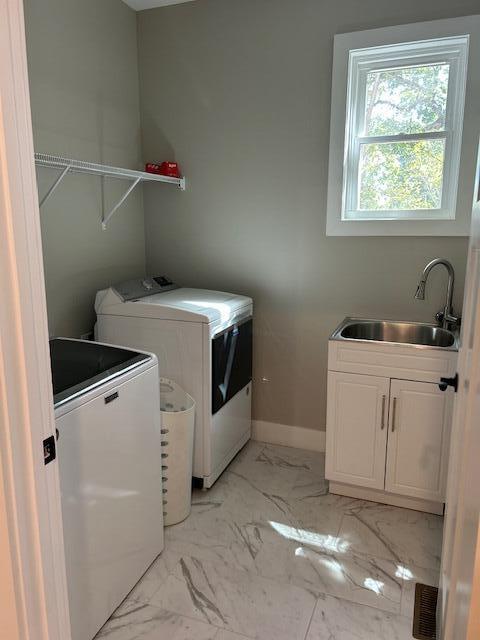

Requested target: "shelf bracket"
[
  {"left": 101, "top": 177, "right": 142, "bottom": 230},
  {"left": 39, "top": 164, "right": 71, "bottom": 207}
]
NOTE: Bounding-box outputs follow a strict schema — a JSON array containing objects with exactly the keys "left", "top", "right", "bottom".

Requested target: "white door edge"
[
  {"left": 0, "top": 1, "right": 71, "bottom": 639},
  {"left": 440, "top": 138, "right": 480, "bottom": 639}
]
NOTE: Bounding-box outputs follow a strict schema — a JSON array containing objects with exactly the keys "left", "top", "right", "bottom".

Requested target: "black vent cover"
[{"left": 413, "top": 583, "right": 438, "bottom": 639}]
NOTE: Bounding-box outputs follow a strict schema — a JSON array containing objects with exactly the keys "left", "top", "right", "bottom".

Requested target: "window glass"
[
  {"left": 358, "top": 139, "right": 445, "bottom": 211},
  {"left": 364, "top": 63, "right": 450, "bottom": 136}
]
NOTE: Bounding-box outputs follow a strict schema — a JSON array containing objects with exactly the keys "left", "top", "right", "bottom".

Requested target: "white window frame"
[
  {"left": 326, "top": 16, "right": 480, "bottom": 236},
  {"left": 344, "top": 38, "right": 467, "bottom": 221}
]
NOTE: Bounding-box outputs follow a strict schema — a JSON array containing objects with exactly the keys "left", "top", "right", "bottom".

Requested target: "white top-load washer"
[
  {"left": 51, "top": 338, "right": 164, "bottom": 640},
  {"left": 95, "top": 276, "right": 253, "bottom": 488}
]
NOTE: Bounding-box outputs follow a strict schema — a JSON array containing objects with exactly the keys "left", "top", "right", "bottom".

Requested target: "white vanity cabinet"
[{"left": 326, "top": 336, "right": 457, "bottom": 514}]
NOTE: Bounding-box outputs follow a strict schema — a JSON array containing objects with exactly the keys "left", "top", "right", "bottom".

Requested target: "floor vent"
[{"left": 413, "top": 582, "right": 438, "bottom": 639}]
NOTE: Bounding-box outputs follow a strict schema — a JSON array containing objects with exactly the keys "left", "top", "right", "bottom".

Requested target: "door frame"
[
  {"left": 1, "top": 0, "right": 480, "bottom": 638},
  {"left": 0, "top": 1, "right": 71, "bottom": 639},
  {"left": 440, "top": 143, "right": 480, "bottom": 639}
]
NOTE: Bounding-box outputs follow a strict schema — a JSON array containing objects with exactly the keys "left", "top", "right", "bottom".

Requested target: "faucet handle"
[
  {"left": 445, "top": 313, "right": 461, "bottom": 328},
  {"left": 436, "top": 310, "right": 460, "bottom": 328}
]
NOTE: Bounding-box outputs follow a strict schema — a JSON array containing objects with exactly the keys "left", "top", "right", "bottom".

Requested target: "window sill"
[
  {"left": 343, "top": 210, "right": 455, "bottom": 222},
  {"left": 326, "top": 215, "right": 470, "bottom": 237}
]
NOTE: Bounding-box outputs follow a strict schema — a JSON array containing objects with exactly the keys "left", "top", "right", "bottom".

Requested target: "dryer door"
[{"left": 212, "top": 318, "right": 252, "bottom": 414}]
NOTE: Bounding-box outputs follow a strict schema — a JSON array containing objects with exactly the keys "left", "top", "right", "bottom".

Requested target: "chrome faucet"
[{"left": 414, "top": 258, "right": 460, "bottom": 329}]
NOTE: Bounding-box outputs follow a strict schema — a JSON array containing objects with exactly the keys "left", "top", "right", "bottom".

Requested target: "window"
[
  {"left": 343, "top": 38, "right": 467, "bottom": 222},
  {"left": 326, "top": 17, "right": 480, "bottom": 236}
]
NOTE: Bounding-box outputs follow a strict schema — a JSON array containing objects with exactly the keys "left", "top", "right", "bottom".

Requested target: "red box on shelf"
[
  {"left": 145, "top": 162, "right": 162, "bottom": 175},
  {"left": 145, "top": 161, "right": 181, "bottom": 178}
]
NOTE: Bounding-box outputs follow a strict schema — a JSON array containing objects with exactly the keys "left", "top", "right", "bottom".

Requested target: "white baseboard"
[
  {"left": 329, "top": 482, "right": 444, "bottom": 515},
  {"left": 252, "top": 420, "right": 326, "bottom": 452}
]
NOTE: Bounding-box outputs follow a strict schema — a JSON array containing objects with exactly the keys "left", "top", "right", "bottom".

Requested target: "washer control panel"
[{"left": 113, "top": 276, "right": 178, "bottom": 301}]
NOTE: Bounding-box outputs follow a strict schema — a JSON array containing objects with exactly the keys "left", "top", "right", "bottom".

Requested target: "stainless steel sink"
[{"left": 331, "top": 318, "right": 458, "bottom": 350}]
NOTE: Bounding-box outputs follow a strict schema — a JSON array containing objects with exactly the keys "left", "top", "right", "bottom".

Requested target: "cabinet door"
[
  {"left": 326, "top": 372, "right": 390, "bottom": 489},
  {"left": 385, "top": 379, "right": 452, "bottom": 502}
]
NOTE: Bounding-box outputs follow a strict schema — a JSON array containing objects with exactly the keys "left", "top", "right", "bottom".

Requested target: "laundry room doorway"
[{"left": 0, "top": 1, "right": 71, "bottom": 639}]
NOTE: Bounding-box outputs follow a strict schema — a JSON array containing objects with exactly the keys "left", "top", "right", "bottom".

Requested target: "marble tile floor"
[{"left": 95, "top": 440, "right": 442, "bottom": 640}]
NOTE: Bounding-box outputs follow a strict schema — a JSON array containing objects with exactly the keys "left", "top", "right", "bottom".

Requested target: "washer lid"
[
  {"left": 96, "top": 287, "right": 253, "bottom": 324},
  {"left": 50, "top": 338, "right": 152, "bottom": 408}
]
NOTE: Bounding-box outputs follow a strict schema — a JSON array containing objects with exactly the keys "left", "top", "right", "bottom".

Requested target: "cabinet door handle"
[
  {"left": 392, "top": 397, "right": 397, "bottom": 432},
  {"left": 380, "top": 395, "right": 386, "bottom": 430}
]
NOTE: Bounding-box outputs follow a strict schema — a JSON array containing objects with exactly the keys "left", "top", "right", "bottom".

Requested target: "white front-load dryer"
[{"left": 95, "top": 276, "right": 253, "bottom": 487}]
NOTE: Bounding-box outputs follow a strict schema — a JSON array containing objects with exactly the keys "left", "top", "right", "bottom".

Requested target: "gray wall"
[
  {"left": 25, "top": 0, "right": 145, "bottom": 338},
  {"left": 138, "top": 0, "right": 477, "bottom": 433}
]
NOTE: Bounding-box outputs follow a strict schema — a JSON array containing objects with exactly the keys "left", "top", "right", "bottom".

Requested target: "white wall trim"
[
  {"left": 122, "top": 0, "right": 196, "bottom": 11},
  {"left": 252, "top": 420, "right": 326, "bottom": 452},
  {"left": 329, "top": 482, "right": 444, "bottom": 515}
]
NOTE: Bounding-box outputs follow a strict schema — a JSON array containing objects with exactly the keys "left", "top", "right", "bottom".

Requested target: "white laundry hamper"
[{"left": 160, "top": 378, "right": 195, "bottom": 526}]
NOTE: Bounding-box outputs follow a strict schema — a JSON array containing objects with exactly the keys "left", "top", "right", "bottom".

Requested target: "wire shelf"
[{"left": 34, "top": 152, "right": 186, "bottom": 228}]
